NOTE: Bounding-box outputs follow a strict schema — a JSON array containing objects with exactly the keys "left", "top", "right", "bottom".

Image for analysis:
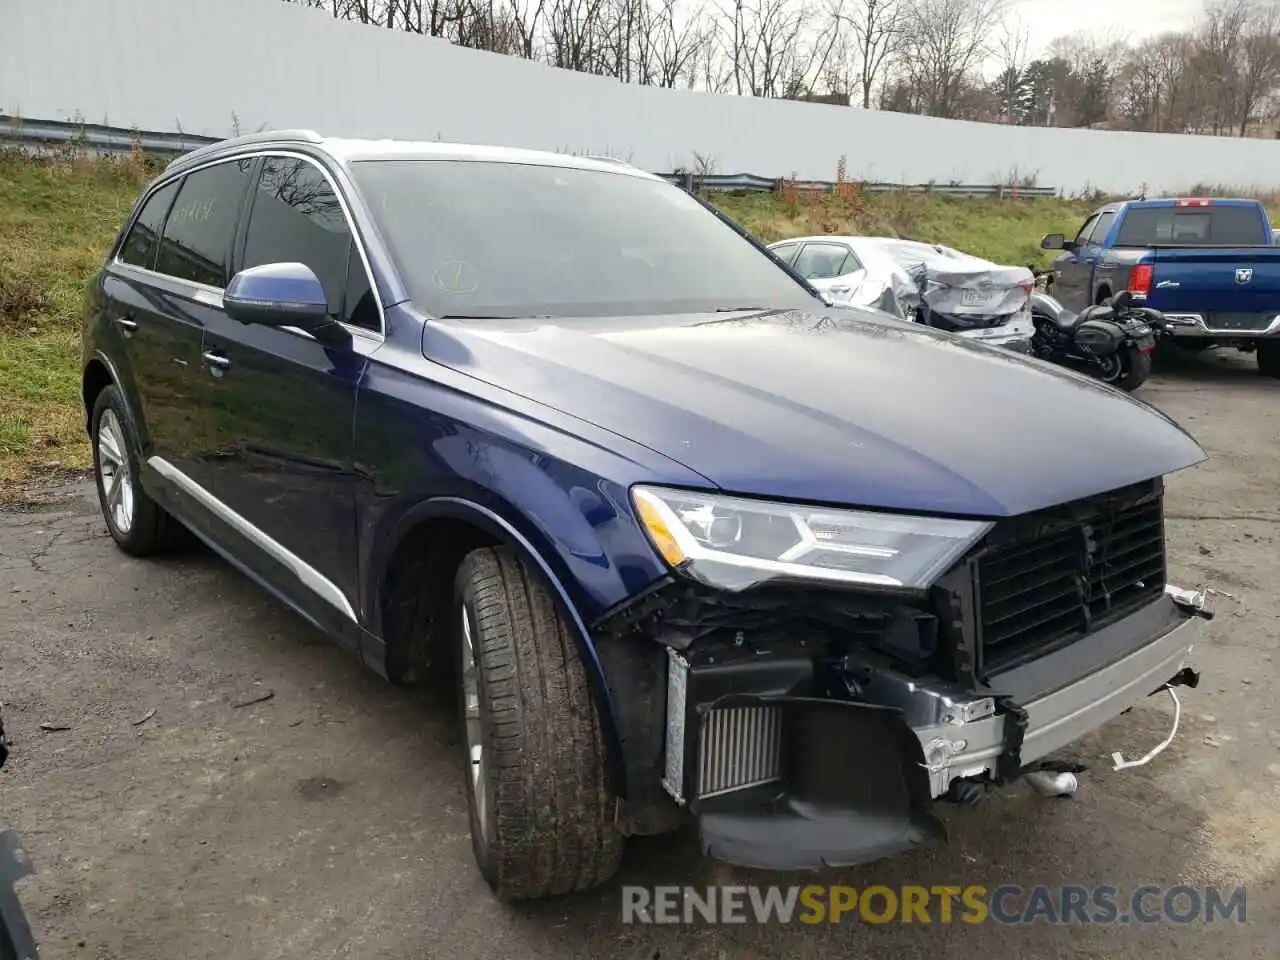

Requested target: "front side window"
[
  {"left": 350, "top": 159, "right": 817, "bottom": 319},
  {"left": 241, "top": 157, "right": 374, "bottom": 328},
  {"left": 155, "top": 159, "right": 254, "bottom": 288},
  {"left": 118, "top": 180, "right": 180, "bottom": 270}
]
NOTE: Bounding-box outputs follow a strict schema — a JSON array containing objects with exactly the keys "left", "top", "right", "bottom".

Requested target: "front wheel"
[
  {"left": 1258, "top": 341, "right": 1280, "bottom": 378},
  {"left": 453, "top": 547, "right": 623, "bottom": 901}
]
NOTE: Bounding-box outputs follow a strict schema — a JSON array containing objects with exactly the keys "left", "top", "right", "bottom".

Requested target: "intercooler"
[{"left": 662, "top": 648, "right": 785, "bottom": 804}]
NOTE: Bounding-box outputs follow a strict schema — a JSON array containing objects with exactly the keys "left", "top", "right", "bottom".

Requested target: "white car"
[{"left": 768, "top": 235, "right": 1035, "bottom": 352}]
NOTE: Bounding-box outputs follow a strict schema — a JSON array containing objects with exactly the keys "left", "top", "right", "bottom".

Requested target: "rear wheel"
[
  {"left": 1098, "top": 347, "right": 1152, "bottom": 391},
  {"left": 90, "top": 385, "right": 182, "bottom": 556},
  {"left": 1258, "top": 341, "right": 1280, "bottom": 378},
  {"left": 453, "top": 547, "right": 623, "bottom": 901}
]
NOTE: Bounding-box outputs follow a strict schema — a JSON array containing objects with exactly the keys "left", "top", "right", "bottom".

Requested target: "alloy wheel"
[
  {"left": 96, "top": 409, "right": 135, "bottom": 535},
  {"left": 460, "top": 605, "right": 489, "bottom": 844}
]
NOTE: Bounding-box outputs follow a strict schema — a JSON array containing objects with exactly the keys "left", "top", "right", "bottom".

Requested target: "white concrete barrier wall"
[{"left": 4, "top": 0, "right": 1280, "bottom": 195}]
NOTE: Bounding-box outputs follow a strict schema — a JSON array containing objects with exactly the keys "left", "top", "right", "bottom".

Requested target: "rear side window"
[
  {"left": 794, "top": 242, "right": 853, "bottom": 280},
  {"left": 155, "top": 159, "right": 254, "bottom": 288},
  {"left": 770, "top": 242, "right": 800, "bottom": 266},
  {"left": 1086, "top": 211, "right": 1116, "bottom": 244},
  {"left": 118, "top": 180, "right": 179, "bottom": 270},
  {"left": 1114, "top": 205, "right": 1268, "bottom": 247},
  {"left": 1073, "top": 215, "right": 1099, "bottom": 244},
  {"left": 241, "top": 157, "right": 368, "bottom": 327}
]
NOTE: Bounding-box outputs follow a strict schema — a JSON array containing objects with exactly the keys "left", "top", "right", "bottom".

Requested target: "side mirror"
[
  {"left": 224, "top": 263, "right": 350, "bottom": 345},
  {"left": 1040, "top": 233, "right": 1067, "bottom": 251}
]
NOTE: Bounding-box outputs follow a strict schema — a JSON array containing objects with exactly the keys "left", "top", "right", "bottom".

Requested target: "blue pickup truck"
[{"left": 1041, "top": 197, "right": 1280, "bottom": 376}]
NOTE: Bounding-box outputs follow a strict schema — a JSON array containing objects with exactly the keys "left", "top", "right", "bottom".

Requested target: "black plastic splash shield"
[{"left": 693, "top": 695, "right": 945, "bottom": 871}]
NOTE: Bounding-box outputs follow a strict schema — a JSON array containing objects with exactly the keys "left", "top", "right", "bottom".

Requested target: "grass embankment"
[{"left": 0, "top": 152, "right": 1093, "bottom": 501}]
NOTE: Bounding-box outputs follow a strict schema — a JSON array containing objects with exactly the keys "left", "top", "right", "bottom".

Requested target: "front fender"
[{"left": 368, "top": 491, "right": 632, "bottom": 795}]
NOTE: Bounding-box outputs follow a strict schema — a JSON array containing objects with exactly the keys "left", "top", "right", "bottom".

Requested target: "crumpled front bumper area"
[{"left": 661, "top": 585, "right": 1207, "bottom": 872}]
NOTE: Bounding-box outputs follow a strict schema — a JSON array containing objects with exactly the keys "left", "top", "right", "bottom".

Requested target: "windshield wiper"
[{"left": 713, "top": 306, "right": 773, "bottom": 313}]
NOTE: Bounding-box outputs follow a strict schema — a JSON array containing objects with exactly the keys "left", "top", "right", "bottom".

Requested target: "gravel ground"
[{"left": 1, "top": 348, "right": 1278, "bottom": 960}]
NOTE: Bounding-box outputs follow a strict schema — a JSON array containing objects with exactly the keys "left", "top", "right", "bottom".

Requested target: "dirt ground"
[{"left": 1, "top": 348, "right": 1278, "bottom": 960}]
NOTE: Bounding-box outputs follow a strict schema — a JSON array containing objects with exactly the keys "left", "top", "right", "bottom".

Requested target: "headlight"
[{"left": 631, "top": 485, "right": 992, "bottom": 593}]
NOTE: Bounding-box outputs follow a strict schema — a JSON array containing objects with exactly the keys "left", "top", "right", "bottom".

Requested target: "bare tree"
[
  {"left": 898, "top": 0, "right": 1006, "bottom": 118},
  {"left": 848, "top": 0, "right": 904, "bottom": 108},
  {"left": 721, "top": 0, "right": 819, "bottom": 97},
  {"left": 992, "top": 12, "right": 1030, "bottom": 122},
  {"left": 651, "top": 0, "right": 711, "bottom": 87},
  {"left": 1235, "top": 1, "right": 1280, "bottom": 134}
]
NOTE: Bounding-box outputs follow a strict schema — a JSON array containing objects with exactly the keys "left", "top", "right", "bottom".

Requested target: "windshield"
[
  {"left": 350, "top": 159, "right": 817, "bottom": 318},
  {"left": 1113, "top": 205, "right": 1268, "bottom": 247}
]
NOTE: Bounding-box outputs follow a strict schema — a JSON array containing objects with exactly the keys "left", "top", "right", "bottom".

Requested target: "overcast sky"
[{"left": 1008, "top": 0, "right": 1207, "bottom": 59}]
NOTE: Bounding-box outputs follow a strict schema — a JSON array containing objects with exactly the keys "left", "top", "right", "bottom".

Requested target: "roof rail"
[{"left": 165, "top": 128, "right": 324, "bottom": 171}]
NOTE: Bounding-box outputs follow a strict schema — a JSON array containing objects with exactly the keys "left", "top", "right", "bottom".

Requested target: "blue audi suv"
[{"left": 82, "top": 130, "right": 1213, "bottom": 901}]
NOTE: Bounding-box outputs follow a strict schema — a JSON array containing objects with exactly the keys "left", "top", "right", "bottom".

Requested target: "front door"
[
  {"left": 1052, "top": 212, "right": 1105, "bottom": 312},
  {"left": 194, "top": 154, "right": 383, "bottom": 643}
]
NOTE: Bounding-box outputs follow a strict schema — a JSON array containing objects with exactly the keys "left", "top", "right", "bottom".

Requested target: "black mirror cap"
[
  {"left": 1040, "top": 233, "right": 1067, "bottom": 251},
  {"left": 223, "top": 262, "right": 330, "bottom": 327}
]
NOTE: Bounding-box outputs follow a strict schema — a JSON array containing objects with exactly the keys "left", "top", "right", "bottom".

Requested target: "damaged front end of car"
[{"left": 592, "top": 477, "right": 1212, "bottom": 871}]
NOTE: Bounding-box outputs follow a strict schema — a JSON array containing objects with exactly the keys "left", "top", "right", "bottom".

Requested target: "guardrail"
[{"left": 0, "top": 115, "right": 1060, "bottom": 198}]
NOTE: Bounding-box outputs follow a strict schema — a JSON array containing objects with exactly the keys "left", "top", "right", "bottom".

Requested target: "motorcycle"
[{"left": 1029, "top": 283, "right": 1167, "bottom": 392}]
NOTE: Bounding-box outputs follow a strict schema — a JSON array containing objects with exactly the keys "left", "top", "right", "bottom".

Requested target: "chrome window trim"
[
  {"left": 112, "top": 148, "right": 387, "bottom": 341},
  {"left": 149, "top": 456, "right": 358, "bottom": 622}
]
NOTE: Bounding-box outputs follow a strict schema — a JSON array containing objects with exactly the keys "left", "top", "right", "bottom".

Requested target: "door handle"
[
  {"left": 202, "top": 351, "right": 231, "bottom": 371},
  {"left": 115, "top": 316, "right": 138, "bottom": 336}
]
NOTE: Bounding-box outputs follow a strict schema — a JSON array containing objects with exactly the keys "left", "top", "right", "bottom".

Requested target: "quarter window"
[
  {"left": 118, "top": 180, "right": 179, "bottom": 270},
  {"left": 155, "top": 159, "right": 254, "bottom": 288},
  {"left": 770, "top": 242, "right": 800, "bottom": 266},
  {"left": 242, "top": 157, "right": 375, "bottom": 330}
]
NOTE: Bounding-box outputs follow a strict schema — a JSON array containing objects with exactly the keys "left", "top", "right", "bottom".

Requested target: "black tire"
[
  {"left": 1098, "top": 348, "right": 1151, "bottom": 392},
  {"left": 90, "top": 385, "right": 181, "bottom": 556},
  {"left": 453, "top": 547, "right": 623, "bottom": 900},
  {"left": 1258, "top": 342, "right": 1280, "bottom": 378}
]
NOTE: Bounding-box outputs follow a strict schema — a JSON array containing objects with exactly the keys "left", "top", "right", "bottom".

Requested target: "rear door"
[
  {"left": 1051, "top": 211, "right": 1101, "bottom": 311},
  {"left": 194, "top": 153, "right": 382, "bottom": 640},
  {"left": 104, "top": 159, "right": 255, "bottom": 471}
]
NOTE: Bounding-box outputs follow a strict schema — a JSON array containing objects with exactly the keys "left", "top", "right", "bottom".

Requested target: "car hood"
[{"left": 423, "top": 308, "right": 1206, "bottom": 517}]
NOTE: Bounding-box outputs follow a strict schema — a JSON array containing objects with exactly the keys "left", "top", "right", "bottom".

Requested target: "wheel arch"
[
  {"left": 369, "top": 495, "right": 628, "bottom": 796},
  {"left": 81, "top": 354, "right": 117, "bottom": 431}
]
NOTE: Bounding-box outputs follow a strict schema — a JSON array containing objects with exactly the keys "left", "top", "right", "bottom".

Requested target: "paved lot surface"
[{"left": 2, "top": 348, "right": 1279, "bottom": 959}]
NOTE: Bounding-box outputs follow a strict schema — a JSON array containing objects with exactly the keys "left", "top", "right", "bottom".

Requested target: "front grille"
[
  {"left": 697, "top": 705, "right": 784, "bottom": 798},
  {"left": 977, "top": 484, "right": 1167, "bottom": 671}
]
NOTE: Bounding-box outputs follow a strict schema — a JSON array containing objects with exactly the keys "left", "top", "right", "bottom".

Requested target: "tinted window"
[
  {"left": 794, "top": 243, "right": 852, "bottom": 280},
  {"left": 119, "top": 180, "right": 179, "bottom": 269},
  {"left": 1087, "top": 211, "right": 1115, "bottom": 244},
  {"left": 350, "top": 160, "right": 815, "bottom": 318},
  {"left": 242, "top": 157, "right": 373, "bottom": 328},
  {"left": 155, "top": 160, "right": 253, "bottom": 287},
  {"left": 1114, "top": 205, "right": 1268, "bottom": 247}
]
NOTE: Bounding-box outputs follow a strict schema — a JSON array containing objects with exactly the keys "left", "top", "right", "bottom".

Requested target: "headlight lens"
[{"left": 632, "top": 485, "right": 992, "bottom": 592}]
